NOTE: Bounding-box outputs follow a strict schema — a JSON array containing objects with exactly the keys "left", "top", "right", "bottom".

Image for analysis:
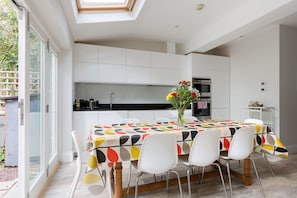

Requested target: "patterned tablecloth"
[
  {"left": 82, "top": 119, "right": 288, "bottom": 196},
  {"left": 86, "top": 120, "right": 288, "bottom": 169}
]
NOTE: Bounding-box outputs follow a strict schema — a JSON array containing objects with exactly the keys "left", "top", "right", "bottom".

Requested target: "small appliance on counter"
[{"left": 73, "top": 98, "right": 99, "bottom": 110}]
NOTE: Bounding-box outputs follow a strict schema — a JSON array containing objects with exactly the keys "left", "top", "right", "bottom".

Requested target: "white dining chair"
[
  {"left": 132, "top": 133, "right": 183, "bottom": 198},
  {"left": 244, "top": 118, "right": 275, "bottom": 176},
  {"left": 220, "top": 127, "right": 265, "bottom": 197},
  {"left": 183, "top": 129, "right": 228, "bottom": 198},
  {"left": 68, "top": 130, "right": 105, "bottom": 198}
]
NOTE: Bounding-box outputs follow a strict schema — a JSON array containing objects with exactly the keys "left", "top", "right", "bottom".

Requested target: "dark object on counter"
[
  {"left": 74, "top": 98, "right": 99, "bottom": 110},
  {"left": 73, "top": 103, "right": 181, "bottom": 111}
]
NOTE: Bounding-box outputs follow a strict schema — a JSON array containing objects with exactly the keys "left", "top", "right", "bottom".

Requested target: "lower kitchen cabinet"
[
  {"left": 211, "top": 108, "right": 230, "bottom": 120},
  {"left": 73, "top": 111, "right": 99, "bottom": 141},
  {"left": 128, "top": 110, "right": 154, "bottom": 122},
  {"left": 98, "top": 111, "right": 129, "bottom": 124}
]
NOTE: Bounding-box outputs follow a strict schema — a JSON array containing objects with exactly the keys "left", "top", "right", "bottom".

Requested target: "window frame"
[{"left": 76, "top": 0, "right": 137, "bottom": 13}]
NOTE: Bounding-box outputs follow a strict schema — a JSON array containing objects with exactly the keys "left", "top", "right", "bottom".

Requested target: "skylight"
[
  {"left": 77, "top": 0, "right": 136, "bottom": 13},
  {"left": 73, "top": 0, "right": 145, "bottom": 23}
]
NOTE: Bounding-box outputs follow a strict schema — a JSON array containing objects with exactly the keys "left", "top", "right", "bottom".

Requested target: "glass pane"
[
  {"left": 29, "top": 28, "right": 43, "bottom": 184},
  {"left": 48, "top": 50, "right": 57, "bottom": 160}
]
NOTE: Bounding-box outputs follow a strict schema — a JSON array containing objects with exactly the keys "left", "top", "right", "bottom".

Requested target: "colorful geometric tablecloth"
[
  {"left": 86, "top": 120, "right": 288, "bottom": 166},
  {"left": 83, "top": 119, "right": 288, "bottom": 190}
]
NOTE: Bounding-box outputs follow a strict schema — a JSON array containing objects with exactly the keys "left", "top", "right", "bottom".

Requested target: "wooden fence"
[
  {"left": 0, "top": 71, "right": 18, "bottom": 97},
  {"left": 0, "top": 70, "right": 40, "bottom": 98}
]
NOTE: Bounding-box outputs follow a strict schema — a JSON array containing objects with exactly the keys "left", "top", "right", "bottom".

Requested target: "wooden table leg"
[
  {"left": 114, "top": 162, "right": 123, "bottom": 198},
  {"left": 242, "top": 158, "right": 252, "bottom": 185}
]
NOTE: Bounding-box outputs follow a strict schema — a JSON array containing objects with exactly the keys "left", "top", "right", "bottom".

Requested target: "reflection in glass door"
[
  {"left": 48, "top": 49, "right": 57, "bottom": 166},
  {"left": 29, "top": 28, "right": 43, "bottom": 184}
]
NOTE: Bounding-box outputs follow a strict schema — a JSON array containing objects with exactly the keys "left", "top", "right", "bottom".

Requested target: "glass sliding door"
[
  {"left": 47, "top": 49, "right": 58, "bottom": 172},
  {"left": 28, "top": 27, "right": 43, "bottom": 185},
  {"left": 17, "top": 2, "right": 59, "bottom": 197}
]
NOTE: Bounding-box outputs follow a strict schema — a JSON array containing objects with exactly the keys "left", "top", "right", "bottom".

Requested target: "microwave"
[{"left": 192, "top": 78, "right": 211, "bottom": 97}]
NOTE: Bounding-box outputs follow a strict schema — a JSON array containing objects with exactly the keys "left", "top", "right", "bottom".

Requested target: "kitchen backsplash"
[{"left": 75, "top": 83, "right": 175, "bottom": 104}]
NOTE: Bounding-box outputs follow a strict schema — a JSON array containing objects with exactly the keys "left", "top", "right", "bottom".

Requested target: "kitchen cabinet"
[
  {"left": 99, "top": 46, "right": 126, "bottom": 65},
  {"left": 98, "top": 46, "right": 126, "bottom": 83},
  {"left": 74, "top": 44, "right": 99, "bottom": 82},
  {"left": 128, "top": 110, "right": 154, "bottom": 122},
  {"left": 150, "top": 52, "right": 186, "bottom": 85},
  {"left": 73, "top": 111, "right": 99, "bottom": 141},
  {"left": 125, "top": 49, "right": 151, "bottom": 84},
  {"left": 98, "top": 111, "right": 128, "bottom": 124},
  {"left": 187, "top": 53, "right": 230, "bottom": 119},
  {"left": 74, "top": 43, "right": 187, "bottom": 85}
]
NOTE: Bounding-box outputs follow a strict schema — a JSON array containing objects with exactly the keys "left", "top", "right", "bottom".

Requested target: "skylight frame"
[{"left": 76, "top": 0, "right": 137, "bottom": 13}]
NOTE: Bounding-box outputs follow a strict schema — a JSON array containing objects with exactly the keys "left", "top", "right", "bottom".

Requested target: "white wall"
[
  {"left": 221, "top": 25, "right": 280, "bottom": 134},
  {"left": 279, "top": 25, "right": 297, "bottom": 152}
]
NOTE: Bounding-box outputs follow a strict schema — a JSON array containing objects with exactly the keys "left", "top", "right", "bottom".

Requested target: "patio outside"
[{"left": 0, "top": 0, "right": 19, "bottom": 196}]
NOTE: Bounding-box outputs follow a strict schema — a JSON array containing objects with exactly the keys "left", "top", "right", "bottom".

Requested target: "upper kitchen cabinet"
[
  {"left": 187, "top": 53, "right": 230, "bottom": 119},
  {"left": 125, "top": 49, "right": 151, "bottom": 84},
  {"left": 74, "top": 43, "right": 99, "bottom": 82},
  {"left": 150, "top": 52, "right": 186, "bottom": 85},
  {"left": 74, "top": 43, "right": 186, "bottom": 85},
  {"left": 98, "top": 46, "right": 126, "bottom": 83}
]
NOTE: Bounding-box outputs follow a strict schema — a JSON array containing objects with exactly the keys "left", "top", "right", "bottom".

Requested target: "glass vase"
[{"left": 177, "top": 108, "right": 186, "bottom": 126}]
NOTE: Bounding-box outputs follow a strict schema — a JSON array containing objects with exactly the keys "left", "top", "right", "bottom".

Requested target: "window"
[{"left": 77, "top": 0, "right": 136, "bottom": 13}]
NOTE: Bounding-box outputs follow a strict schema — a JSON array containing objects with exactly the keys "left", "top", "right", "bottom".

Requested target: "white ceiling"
[{"left": 25, "top": 0, "right": 297, "bottom": 54}]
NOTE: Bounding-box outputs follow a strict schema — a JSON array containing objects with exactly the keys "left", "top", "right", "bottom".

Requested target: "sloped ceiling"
[{"left": 23, "top": 0, "right": 297, "bottom": 54}]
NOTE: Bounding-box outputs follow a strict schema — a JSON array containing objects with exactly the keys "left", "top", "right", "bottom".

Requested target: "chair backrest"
[
  {"left": 72, "top": 130, "right": 84, "bottom": 166},
  {"left": 137, "top": 133, "right": 178, "bottom": 174},
  {"left": 188, "top": 129, "right": 221, "bottom": 167},
  {"left": 244, "top": 118, "right": 263, "bottom": 125},
  {"left": 228, "top": 127, "right": 255, "bottom": 160}
]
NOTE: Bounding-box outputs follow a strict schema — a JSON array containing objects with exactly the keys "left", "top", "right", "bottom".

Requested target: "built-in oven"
[
  {"left": 192, "top": 78, "right": 211, "bottom": 97},
  {"left": 192, "top": 78, "right": 211, "bottom": 119},
  {"left": 192, "top": 98, "right": 211, "bottom": 119}
]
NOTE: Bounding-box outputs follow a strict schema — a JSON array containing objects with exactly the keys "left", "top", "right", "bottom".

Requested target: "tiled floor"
[
  {"left": 40, "top": 153, "right": 297, "bottom": 198},
  {"left": 3, "top": 153, "right": 297, "bottom": 197}
]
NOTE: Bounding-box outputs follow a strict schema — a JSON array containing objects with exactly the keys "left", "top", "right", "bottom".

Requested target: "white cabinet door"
[
  {"left": 212, "top": 108, "right": 230, "bottom": 120},
  {"left": 74, "top": 44, "right": 99, "bottom": 82},
  {"left": 126, "top": 65, "right": 150, "bottom": 84},
  {"left": 189, "top": 53, "right": 230, "bottom": 119},
  {"left": 73, "top": 111, "right": 99, "bottom": 141},
  {"left": 126, "top": 49, "right": 151, "bottom": 66},
  {"left": 150, "top": 52, "right": 185, "bottom": 85},
  {"left": 98, "top": 46, "right": 126, "bottom": 83},
  {"left": 99, "top": 46, "right": 126, "bottom": 65},
  {"left": 128, "top": 110, "right": 154, "bottom": 122},
  {"left": 98, "top": 64, "right": 125, "bottom": 83},
  {"left": 211, "top": 70, "right": 230, "bottom": 108},
  {"left": 98, "top": 111, "right": 128, "bottom": 124},
  {"left": 126, "top": 49, "right": 151, "bottom": 84}
]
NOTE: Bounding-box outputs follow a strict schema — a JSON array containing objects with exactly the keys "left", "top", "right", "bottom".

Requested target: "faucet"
[{"left": 110, "top": 92, "right": 115, "bottom": 110}]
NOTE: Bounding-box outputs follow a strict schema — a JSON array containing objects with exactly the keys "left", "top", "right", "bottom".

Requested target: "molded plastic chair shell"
[
  {"left": 68, "top": 130, "right": 84, "bottom": 198},
  {"left": 184, "top": 129, "right": 228, "bottom": 198},
  {"left": 244, "top": 118, "right": 263, "bottom": 125},
  {"left": 221, "top": 127, "right": 265, "bottom": 197},
  {"left": 244, "top": 118, "right": 275, "bottom": 176},
  {"left": 134, "top": 133, "right": 183, "bottom": 198}
]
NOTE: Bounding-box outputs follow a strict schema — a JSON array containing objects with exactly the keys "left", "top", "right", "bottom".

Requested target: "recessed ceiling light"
[{"left": 196, "top": 3, "right": 204, "bottom": 11}]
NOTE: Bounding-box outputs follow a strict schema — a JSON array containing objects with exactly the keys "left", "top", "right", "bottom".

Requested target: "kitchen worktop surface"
[{"left": 73, "top": 103, "right": 177, "bottom": 111}]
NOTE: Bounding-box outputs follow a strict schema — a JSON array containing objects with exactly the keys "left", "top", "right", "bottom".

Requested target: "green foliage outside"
[
  {"left": 0, "top": 0, "right": 18, "bottom": 71},
  {"left": 0, "top": 146, "right": 4, "bottom": 167}
]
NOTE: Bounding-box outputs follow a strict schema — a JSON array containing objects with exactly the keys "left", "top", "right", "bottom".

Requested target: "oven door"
[{"left": 192, "top": 100, "right": 211, "bottom": 119}]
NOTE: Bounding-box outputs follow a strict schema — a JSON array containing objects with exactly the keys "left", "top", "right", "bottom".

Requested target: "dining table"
[{"left": 84, "top": 119, "right": 288, "bottom": 198}]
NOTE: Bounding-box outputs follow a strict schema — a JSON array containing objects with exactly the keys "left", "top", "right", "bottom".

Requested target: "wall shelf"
[{"left": 241, "top": 107, "right": 275, "bottom": 130}]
